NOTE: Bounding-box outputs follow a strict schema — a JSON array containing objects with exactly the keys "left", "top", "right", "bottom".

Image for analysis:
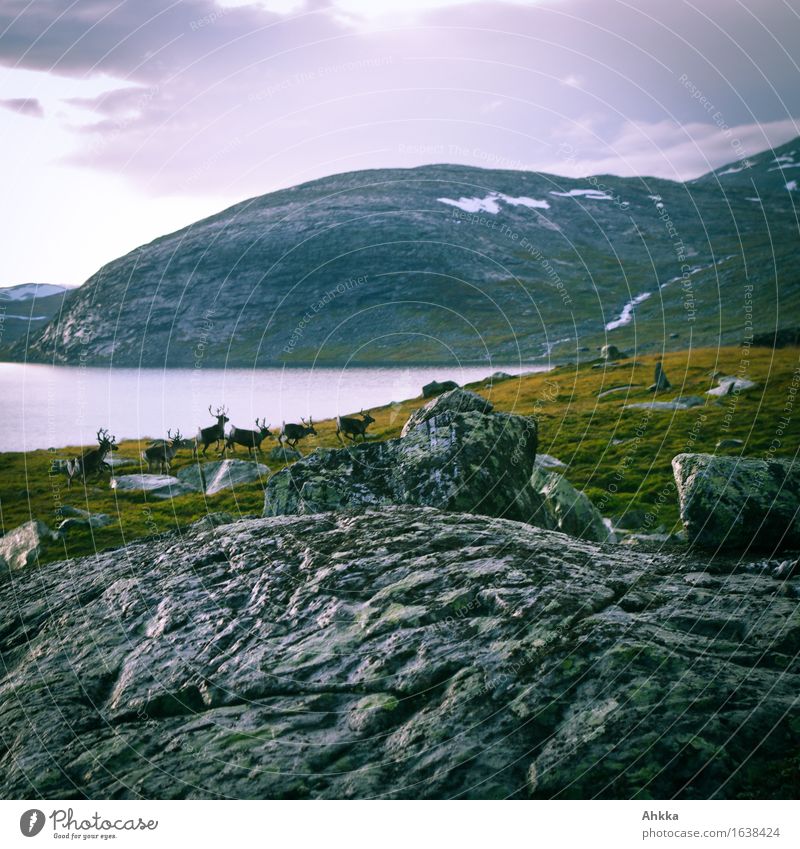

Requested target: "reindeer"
[
  {"left": 279, "top": 417, "right": 317, "bottom": 451},
  {"left": 66, "top": 428, "right": 117, "bottom": 488},
  {"left": 193, "top": 405, "right": 229, "bottom": 457},
  {"left": 142, "top": 429, "right": 186, "bottom": 473},
  {"left": 224, "top": 418, "right": 275, "bottom": 458},
  {"left": 336, "top": 409, "right": 376, "bottom": 443}
]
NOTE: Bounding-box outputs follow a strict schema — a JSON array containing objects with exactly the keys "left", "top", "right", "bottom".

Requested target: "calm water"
[{"left": 0, "top": 363, "right": 549, "bottom": 451}]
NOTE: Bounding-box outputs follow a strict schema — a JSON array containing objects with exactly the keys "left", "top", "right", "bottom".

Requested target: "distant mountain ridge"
[
  {"left": 5, "top": 139, "right": 800, "bottom": 368},
  {"left": 0, "top": 284, "right": 69, "bottom": 348}
]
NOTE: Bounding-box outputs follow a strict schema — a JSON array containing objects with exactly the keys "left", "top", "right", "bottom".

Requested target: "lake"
[{"left": 0, "top": 362, "right": 550, "bottom": 451}]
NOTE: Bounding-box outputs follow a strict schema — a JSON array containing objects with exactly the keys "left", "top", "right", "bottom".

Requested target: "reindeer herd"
[{"left": 57, "top": 404, "right": 377, "bottom": 487}]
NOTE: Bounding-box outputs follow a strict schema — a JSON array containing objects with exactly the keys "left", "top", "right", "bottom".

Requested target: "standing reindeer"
[
  {"left": 279, "top": 417, "right": 317, "bottom": 451},
  {"left": 224, "top": 418, "right": 274, "bottom": 458},
  {"left": 193, "top": 405, "right": 229, "bottom": 457},
  {"left": 336, "top": 409, "right": 376, "bottom": 443},
  {"left": 66, "top": 428, "right": 117, "bottom": 489},
  {"left": 143, "top": 429, "right": 186, "bottom": 473}
]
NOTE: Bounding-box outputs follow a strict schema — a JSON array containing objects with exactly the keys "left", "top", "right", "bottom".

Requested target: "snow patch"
[
  {"left": 549, "top": 188, "right": 614, "bottom": 200},
  {"left": 786, "top": 180, "right": 798, "bottom": 191},
  {"left": 605, "top": 291, "right": 652, "bottom": 331},
  {"left": 437, "top": 192, "right": 550, "bottom": 214}
]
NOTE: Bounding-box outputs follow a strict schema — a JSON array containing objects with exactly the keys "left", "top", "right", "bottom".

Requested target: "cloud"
[{"left": 0, "top": 97, "right": 44, "bottom": 117}]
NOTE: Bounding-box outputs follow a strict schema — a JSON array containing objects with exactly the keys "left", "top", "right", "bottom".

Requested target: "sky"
[{"left": 1, "top": 0, "right": 799, "bottom": 287}]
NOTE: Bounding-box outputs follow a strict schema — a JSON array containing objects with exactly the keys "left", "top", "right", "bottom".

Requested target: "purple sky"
[{"left": 1, "top": 0, "right": 799, "bottom": 286}]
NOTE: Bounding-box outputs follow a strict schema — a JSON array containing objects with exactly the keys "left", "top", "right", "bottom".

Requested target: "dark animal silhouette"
[
  {"left": 66, "top": 428, "right": 117, "bottom": 488},
  {"left": 194, "top": 405, "right": 229, "bottom": 457},
  {"left": 336, "top": 409, "right": 376, "bottom": 443},
  {"left": 279, "top": 417, "right": 317, "bottom": 451},
  {"left": 224, "top": 418, "right": 274, "bottom": 458},
  {"left": 143, "top": 429, "right": 187, "bottom": 473}
]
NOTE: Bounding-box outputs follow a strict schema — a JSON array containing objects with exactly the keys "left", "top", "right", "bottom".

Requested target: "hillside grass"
[{"left": 1, "top": 344, "right": 798, "bottom": 566}]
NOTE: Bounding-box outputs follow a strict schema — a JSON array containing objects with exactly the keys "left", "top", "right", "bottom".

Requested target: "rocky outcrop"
[
  {"left": 265, "top": 390, "right": 539, "bottom": 523},
  {"left": 0, "top": 507, "right": 796, "bottom": 799},
  {"left": 110, "top": 461, "right": 268, "bottom": 500},
  {"left": 111, "top": 474, "right": 198, "bottom": 500},
  {"left": 530, "top": 468, "right": 612, "bottom": 542},
  {"left": 672, "top": 453, "right": 800, "bottom": 551},
  {"left": 177, "top": 460, "right": 269, "bottom": 495},
  {"left": 401, "top": 388, "right": 493, "bottom": 436},
  {"left": 0, "top": 520, "right": 55, "bottom": 573},
  {"left": 707, "top": 375, "right": 759, "bottom": 397},
  {"left": 268, "top": 445, "right": 302, "bottom": 463},
  {"left": 422, "top": 379, "right": 459, "bottom": 398}
]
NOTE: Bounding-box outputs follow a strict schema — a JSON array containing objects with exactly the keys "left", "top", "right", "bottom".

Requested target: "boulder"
[
  {"left": 486, "top": 371, "right": 513, "bottom": 383},
  {"left": 534, "top": 453, "right": 567, "bottom": 470},
  {"left": 0, "top": 520, "right": 55, "bottom": 573},
  {"left": 422, "top": 379, "right": 459, "bottom": 398},
  {"left": 268, "top": 445, "right": 302, "bottom": 463},
  {"left": 529, "top": 467, "right": 612, "bottom": 542},
  {"left": 597, "top": 384, "right": 640, "bottom": 398},
  {"left": 707, "top": 375, "right": 759, "bottom": 397},
  {"left": 716, "top": 438, "right": 744, "bottom": 450},
  {"left": 672, "top": 453, "right": 800, "bottom": 551},
  {"left": 401, "top": 388, "right": 493, "bottom": 437},
  {"left": 177, "top": 460, "right": 269, "bottom": 496},
  {"left": 648, "top": 360, "right": 671, "bottom": 392},
  {"left": 56, "top": 511, "right": 112, "bottom": 534},
  {"left": 111, "top": 474, "right": 198, "bottom": 500},
  {"left": 600, "top": 344, "right": 624, "bottom": 361},
  {"left": 106, "top": 457, "right": 138, "bottom": 469},
  {"left": 625, "top": 396, "right": 705, "bottom": 411},
  {"left": 0, "top": 507, "right": 796, "bottom": 799},
  {"left": 265, "top": 393, "right": 539, "bottom": 524}
]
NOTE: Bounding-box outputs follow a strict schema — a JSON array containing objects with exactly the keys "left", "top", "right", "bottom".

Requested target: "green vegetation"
[{"left": 1, "top": 345, "right": 798, "bottom": 566}]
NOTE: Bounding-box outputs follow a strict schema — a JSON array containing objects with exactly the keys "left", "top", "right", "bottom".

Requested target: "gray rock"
[
  {"left": 672, "top": 453, "right": 800, "bottom": 551},
  {"left": 648, "top": 360, "right": 671, "bottom": 392},
  {"left": 598, "top": 384, "right": 640, "bottom": 398},
  {"left": 0, "top": 507, "right": 796, "bottom": 799},
  {"left": 268, "top": 445, "right": 302, "bottom": 463},
  {"left": 534, "top": 453, "right": 567, "bottom": 469},
  {"left": 56, "top": 512, "right": 112, "bottom": 534},
  {"left": 400, "top": 388, "right": 493, "bottom": 437},
  {"left": 486, "top": 371, "right": 513, "bottom": 383},
  {"left": 611, "top": 508, "right": 649, "bottom": 530},
  {"left": 422, "top": 379, "right": 459, "bottom": 399},
  {"left": 716, "top": 438, "right": 744, "bottom": 450},
  {"left": 600, "top": 344, "right": 624, "bottom": 361},
  {"left": 111, "top": 474, "right": 198, "bottom": 499},
  {"left": 625, "top": 396, "right": 705, "bottom": 411},
  {"left": 529, "top": 467, "right": 612, "bottom": 542},
  {"left": 707, "top": 375, "right": 759, "bottom": 397},
  {"left": 0, "top": 520, "right": 55, "bottom": 573},
  {"left": 106, "top": 457, "right": 138, "bottom": 469},
  {"left": 265, "top": 397, "right": 539, "bottom": 524},
  {"left": 177, "top": 460, "right": 269, "bottom": 496}
]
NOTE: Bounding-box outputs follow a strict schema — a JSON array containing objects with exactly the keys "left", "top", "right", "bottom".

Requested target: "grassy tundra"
[{"left": 1, "top": 345, "right": 798, "bottom": 567}]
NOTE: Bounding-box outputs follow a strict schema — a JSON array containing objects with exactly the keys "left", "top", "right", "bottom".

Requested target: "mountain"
[
  {"left": 6, "top": 139, "right": 800, "bottom": 368},
  {"left": 0, "top": 284, "right": 69, "bottom": 348}
]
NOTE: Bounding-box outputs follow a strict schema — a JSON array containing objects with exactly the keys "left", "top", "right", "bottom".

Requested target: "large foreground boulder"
[
  {"left": 265, "top": 390, "right": 539, "bottom": 523},
  {"left": 0, "top": 507, "right": 796, "bottom": 799},
  {"left": 672, "top": 453, "right": 800, "bottom": 551},
  {"left": 530, "top": 467, "right": 612, "bottom": 542},
  {"left": 0, "top": 520, "right": 55, "bottom": 573}
]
